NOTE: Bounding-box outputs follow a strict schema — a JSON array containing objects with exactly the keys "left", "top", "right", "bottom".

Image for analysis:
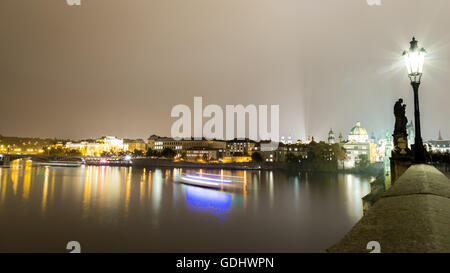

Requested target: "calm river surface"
[{"left": 0, "top": 159, "right": 373, "bottom": 252}]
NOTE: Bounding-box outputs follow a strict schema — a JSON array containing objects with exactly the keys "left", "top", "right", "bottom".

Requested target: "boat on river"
[
  {"left": 38, "top": 161, "right": 82, "bottom": 167},
  {"left": 176, "top": 173, "right": 246, "bottom": 190}
]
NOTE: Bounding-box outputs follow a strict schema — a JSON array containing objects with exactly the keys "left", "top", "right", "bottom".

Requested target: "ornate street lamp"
[{"left": 402, "top": 37, "right": 427, "bottom": 163}]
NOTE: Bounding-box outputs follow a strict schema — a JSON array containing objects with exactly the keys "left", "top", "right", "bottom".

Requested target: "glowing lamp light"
[{"left": 402, "top": 37, "right": 426, "bottom": 83}]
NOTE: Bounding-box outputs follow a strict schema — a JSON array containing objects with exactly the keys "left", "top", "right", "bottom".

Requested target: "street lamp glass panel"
[
  {"left": 403, "top": 52, "right": 413, "bottom": 74},
  {"left": 403, "top": 50, "right": 425, "bottom": 75},
  {"left": 403, "top": 38, "right": 426, "bottom": 77}
]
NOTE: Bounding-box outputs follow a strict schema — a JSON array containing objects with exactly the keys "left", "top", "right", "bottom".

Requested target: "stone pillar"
[
  {"left": 391, "top": 131, "right": 413, "bottom": 184},
  {"left": 390, "top": 154, "right": 412, "bottom": 184}
]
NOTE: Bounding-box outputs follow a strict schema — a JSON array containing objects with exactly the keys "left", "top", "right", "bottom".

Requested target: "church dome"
[
  {"left": 350, "top": 122, "right": 368, "bottom": 136},
  {"left": 348, "top": 122, "right": 369, "bottom": 143}
]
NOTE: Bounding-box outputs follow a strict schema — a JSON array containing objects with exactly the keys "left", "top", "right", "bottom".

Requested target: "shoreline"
[
  {"left": 130, "top": 158, "right": 274, "bottom": 170},
  {"left": 1, "top": 155, "right": 382, "bottom": 175}
]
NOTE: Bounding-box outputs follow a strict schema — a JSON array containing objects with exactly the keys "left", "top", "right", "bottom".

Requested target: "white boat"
[
  {"left": 176, "top": 173, "right": 245, "bottom": 190},
  {"left": 38, "top": 161, "right": 82, "bottom": 167}
]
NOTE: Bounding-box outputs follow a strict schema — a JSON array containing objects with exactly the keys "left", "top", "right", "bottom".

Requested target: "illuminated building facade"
[
  {"left": 147, "top": 136, "right": 262, "bottom": 162},
  {"left": 427, "top": 131, "right": 450, "bottom": 153},
  {"left": 280, "top": 136, "right": 294, "bottom": 145},
  {"left": 0, "top": 136, "right": 52, "bottom": 154},
  {"left": 65, "top": 136, "right": 128, "bottom": 156},
  {"left": 186, "top": 148, "right": 219, "bottom": 162},
  {"left": 342, "top": 122, "right": 377, "bottom": 168},
  {"left": 223, "top": 139, "right": 257, "bottom": 156},
  {"left": 259, "top": 143, "right": 308, "bottom": 163},
  {"left": 124, "top": 139, "right": 147, "bottom": 152},
  {"left": 147, "top": 135, "right": 226, "bottom": 152}
]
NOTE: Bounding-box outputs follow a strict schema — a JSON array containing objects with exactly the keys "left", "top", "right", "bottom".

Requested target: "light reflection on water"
[
  {"left": 0, "top": 159, "right": 373, "bottom": 252},
  {"left": 184, "top": 186, "right": 232, "bottom": 220}
]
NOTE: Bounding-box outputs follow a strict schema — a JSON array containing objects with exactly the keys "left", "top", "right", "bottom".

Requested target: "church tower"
[
  {"left": 328, "top": 129, "right": 335, "bottom": 144},
  {"left": 406, "top": 121, "right": 414, "bottom": 148}
]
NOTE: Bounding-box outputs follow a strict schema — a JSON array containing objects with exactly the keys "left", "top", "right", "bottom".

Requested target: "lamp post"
[{"left": 402, "top": 37, "right": 427, "bottom": 163}]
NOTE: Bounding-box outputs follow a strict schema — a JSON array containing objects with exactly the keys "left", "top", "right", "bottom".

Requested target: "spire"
[
  {"left": 328, "top": 128, "right": 335, "bottom": 144},
  {"left": 438, "top": 130, "right": 443, "bottom": 141},
  {"left": 338, "top": 132, "right": 343, "bottom": 143}
]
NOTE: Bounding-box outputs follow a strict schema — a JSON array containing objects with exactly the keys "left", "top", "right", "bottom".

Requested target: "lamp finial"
[{"left": 410, "top": 37, "right": 418, "bottom": 50}]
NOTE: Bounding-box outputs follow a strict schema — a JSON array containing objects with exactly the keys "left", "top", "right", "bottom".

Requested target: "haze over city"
[
  {"left": 1, "top": 0, "right": 449, "bottom": 141},
  {"left": 2, "top": 0, "right": 450, "bottom": 259}
]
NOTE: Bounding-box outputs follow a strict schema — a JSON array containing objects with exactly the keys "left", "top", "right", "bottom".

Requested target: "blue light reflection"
[{"left": 184, "top": 186, "right": 232, "bottom": 220}]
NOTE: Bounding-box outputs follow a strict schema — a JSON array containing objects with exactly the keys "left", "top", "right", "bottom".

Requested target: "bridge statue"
[
  {"left": 392, "top": 99, "right": 410, "bottom": 155},
  {"left": 390, "top": 98, "right": 413, "bottom": 184},
  {"left": 394, "top": 99, "right": 407, "bottom": 136}
]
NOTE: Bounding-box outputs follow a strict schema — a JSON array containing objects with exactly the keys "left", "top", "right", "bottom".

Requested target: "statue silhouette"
[{"left": 394, "top": 99, "right": 407, "bottom": 136}]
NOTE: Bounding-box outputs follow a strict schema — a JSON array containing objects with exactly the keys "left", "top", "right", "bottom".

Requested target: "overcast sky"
[{"left": 1, "top": 0, "right": 449, "bottom": 141}]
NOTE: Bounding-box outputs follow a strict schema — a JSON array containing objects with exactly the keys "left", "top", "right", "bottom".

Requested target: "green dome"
[{"left": 350, "top": 122, "right": 368, "bottom": 136}]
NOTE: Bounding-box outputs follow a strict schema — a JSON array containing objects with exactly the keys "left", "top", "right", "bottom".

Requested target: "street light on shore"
[{"left": 402, "top": 37, "right": 427, "bottom": 163}]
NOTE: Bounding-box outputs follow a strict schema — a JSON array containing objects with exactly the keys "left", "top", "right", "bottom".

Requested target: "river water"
[{"left": 0, "top": 159, "right": 373, "bottom": 252}]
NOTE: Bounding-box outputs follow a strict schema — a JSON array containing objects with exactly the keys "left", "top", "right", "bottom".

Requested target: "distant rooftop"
[{"left": 428, "top": 140, "right": 450, "bottom": 146}]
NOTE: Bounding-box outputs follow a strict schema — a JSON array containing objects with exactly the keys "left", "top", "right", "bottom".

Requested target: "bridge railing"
[{"left": 328, "top": 164, "right": 450, "bottom": 253}]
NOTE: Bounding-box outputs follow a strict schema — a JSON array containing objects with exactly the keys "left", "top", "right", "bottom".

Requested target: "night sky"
[{"left": 1, "top": 0, "right": 449, "bottom": 141}]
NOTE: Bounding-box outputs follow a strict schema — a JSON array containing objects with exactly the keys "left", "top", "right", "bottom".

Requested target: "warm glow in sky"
[{"left": 1, "top": 0, "right": 449, "bottom": 141}]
